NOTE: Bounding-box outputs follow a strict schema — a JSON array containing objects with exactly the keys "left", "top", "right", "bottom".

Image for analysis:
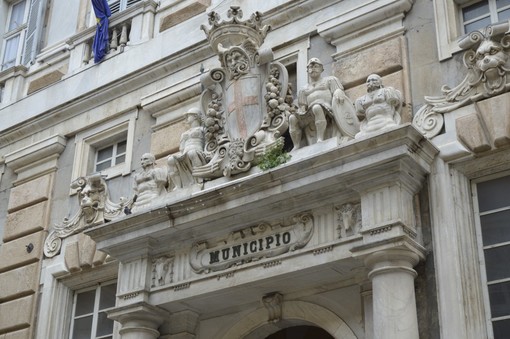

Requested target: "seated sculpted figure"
[
  {"left": 355, "top": 74, "right": 402, "bottom": 138},
  {"left": 132, "top": 153, "right": 168, "bottom": 212},
  {"left": 289, "top": 58, "right": 358, "bottom": 150},
  {"left": 168, "top": 108, "right": 207, "bottom": 189}
]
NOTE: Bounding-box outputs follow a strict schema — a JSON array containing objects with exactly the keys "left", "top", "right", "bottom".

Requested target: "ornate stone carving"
[
  {"left": 336, "top": 202, "right": 362, "bottom": 238},
  {"left": 413, "top": 23, "right": 510, "bottom": 138},
  {"left": 355, "top": 74, "right": 402, "bottom": 138},
  {"left": 194, "top": 6, "right": 290, "bottom": 179},
  {"left": 167, "top": 108, "right": 208, "bottom": 190},
  {"left": 151, "top": 256, "right": 174, "bottom": 287},
  {"left": 190, "top": 213, "right": 314, "bottom": 273},
  {"left": 290, "top": 58, "right": 359, "bottom": 150},
  {"left": 132, "top": 153, "right": 167, "bottom": 212},
  {"left": 44, "top": 174, "right": 130, "bottom": 258},
  {"left": 262, "top": 292, "right": 283, "bottom": 323}
]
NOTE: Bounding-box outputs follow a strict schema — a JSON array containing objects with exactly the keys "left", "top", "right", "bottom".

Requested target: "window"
[
  {"left": 461, "top": 0, "right": 510, "bottom": 34},
  {"left": 474, "top": 174, "right": 510, "bottom": 338},
  {"left": 94, "top": 139, "right": 127, "bottom": 172},
  {"left": 72, "top": 110, "right": 137, "bottom": 184},
  {"left": 1, "top": 0, "right": 27, "bottom": 70},
  {"left": 70, "top": 282, "right": 117, "bottom": 339},
  {"left": 433, "top": 0, "right": 510, "bottom": 59},
  {"left": 108, "top": 0, "right": 142, "bottom": 15}
]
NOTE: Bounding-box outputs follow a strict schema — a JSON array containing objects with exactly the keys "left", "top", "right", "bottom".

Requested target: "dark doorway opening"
[{"left": 265, "top": 325, "right": 334, "bottom": 339}]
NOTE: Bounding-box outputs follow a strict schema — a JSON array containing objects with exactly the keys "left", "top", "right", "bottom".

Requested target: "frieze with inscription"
[{"left": 190, "top": 213, "right": 313, "bottom": 273}]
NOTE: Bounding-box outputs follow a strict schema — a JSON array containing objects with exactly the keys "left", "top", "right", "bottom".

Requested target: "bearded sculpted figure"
[
  {"left": 355, "top": 74, "right": 402, "bottom": 138},
  {"left": 413, "top": 23, "right": 510, "bottom": 138},
  {"left": 132, "top": 153, "right": 167, "bottom": 212}
]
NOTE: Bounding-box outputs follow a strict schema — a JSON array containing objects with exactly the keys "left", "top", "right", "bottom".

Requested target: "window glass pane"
[
  {"left": 480, "top": 209, "right": 510, "bottom": 246},
  {"left": 488, "top": 281, "right": 510, "bottom": 318},
  {"left": 116, "top": 140, "right": 127, "bottom": 154},
  {"left": 75, "top": 290, "right": 96, "bottom": 316},
  {"left": 497, "top": 0, "right": 510, "bottom": 9},
  {"left": 484, "top": 245, "right": 510, "bottom": 281},
  {"left": 95, "top": 160, "right": 112, "bottom": 172},
  {"left": 97, "top": 146, "right": 113, "bottom": 162},
  {"left": 477, "top": 176, "right": 510, "bottom": 212},
  {"left": 115, "top": 154, "right": 125, "bottom": 165},
  {"left": 493, "top": 318, "right": 510, "bottom": 339},
  {"left": 72, "top": 315, "right": 93, "bottom": 339},
  {"left": 99, "top": 283, "right": 117, "bottom": 309},
  {"left": 464, "top": 16, "right": 492, "bottom": 33},
  {"left": 498, "top": 8, "right": 510, "bottom": 21},
  {"left": 2, "top": 35, "right": 20, "bottom": 70},
  {"left": 8, "top": 0, "right": 26, "bottom": 31},
  {"left": 96, "top": 311, "right": 114, "bottom": 337},
  {"left": 463, "top": 1, "right": 490, "bottom": 22}
]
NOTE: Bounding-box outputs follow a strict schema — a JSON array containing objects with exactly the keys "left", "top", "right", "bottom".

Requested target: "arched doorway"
[{"left": 265, "top": 325, "right": 334, "bottom": 339}]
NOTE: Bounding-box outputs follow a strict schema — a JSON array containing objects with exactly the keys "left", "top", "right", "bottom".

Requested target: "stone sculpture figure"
[
  {"left": 132, "top": 153, "right": 167, "bottom": 212},
  {"left": 355, "top": 74, "right": 402, "bottom": 138},
  {"left": 168, "top": 108, "right": 207, "bottom": 189},
  {"left": 289, "top": 58, "right": 359, "bottom": 150}
]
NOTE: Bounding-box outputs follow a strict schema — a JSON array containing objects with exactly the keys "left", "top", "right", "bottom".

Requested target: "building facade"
[{"left": 0, "top": 0, "right": 509, "bottom": 338}]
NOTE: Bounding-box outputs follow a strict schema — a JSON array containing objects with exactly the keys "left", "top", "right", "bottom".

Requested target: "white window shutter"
[{"left": 22, "top": 0, "right": 46, "bottom": 66}]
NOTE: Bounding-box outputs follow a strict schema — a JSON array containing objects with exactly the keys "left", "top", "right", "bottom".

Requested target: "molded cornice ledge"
[
  {"left": 4, "top": 134, "right": 66, "bottom": 185},
  {"left": 317, "top": 0, "right": 414, "bottom": 58}
]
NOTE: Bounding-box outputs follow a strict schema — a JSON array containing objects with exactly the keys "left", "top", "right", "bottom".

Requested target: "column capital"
[{"left": 108, "top": 302, "right": 169, "bottom": 339}]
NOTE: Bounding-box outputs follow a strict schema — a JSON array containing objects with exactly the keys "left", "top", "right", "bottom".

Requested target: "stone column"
[
  {"left": 365, "top": 248, "right": 421, "bottom": 339},
  {"left": 108, "top": 302, "right": 168, "bottom": 339}
]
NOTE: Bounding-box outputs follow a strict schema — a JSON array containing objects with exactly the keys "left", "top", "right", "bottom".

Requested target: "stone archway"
[
  {"left": 265, "top": 325, "right": 334, "bottom": 338},
  {"left": 219, "top": 300, "right": 358, "bottom": 339}
]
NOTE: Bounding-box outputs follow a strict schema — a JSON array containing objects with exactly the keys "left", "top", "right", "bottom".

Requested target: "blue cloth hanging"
[{"left": 91, "top": 0, "right": 111, "bottom": 63}]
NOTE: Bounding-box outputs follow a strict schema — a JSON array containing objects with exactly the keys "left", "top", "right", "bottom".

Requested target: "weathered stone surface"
[
  {"left": 4, "top": 201, "right": 48, "bottom": 242},
  {"left": 1, "top": 327, "right": 31, "bottom": 339},
  {"left": 27, "top": 67, "right": 67, "bottom": 95},
  {"left": 456, "top": 113, "right": 491, "bottom": 153},
  {"left": 0, "top": 232, "right": 45, "bottom": 273},
  {"left": 151, "top": 122, "right": 187, "bottom": 158},
  {"left": 64, "top": 241, "right": 80, "bottom": 273},
  {"left": 159, "top": 0, "right": 210, "bottom": 32},
  {"left": 333, "top": 37, "right": 404, "bottom": 89},
  {"left": 7, "top": 174, "right": 52, "bottom": 213},
  {"left": 0, "top": 295, "right": 34, "bottom": 333},
  {"left": 0, "top": 262, "right": 40, "bottom": 302}
]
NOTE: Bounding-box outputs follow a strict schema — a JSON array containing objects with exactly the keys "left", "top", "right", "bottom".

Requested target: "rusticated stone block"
[
  {"left": 151, "top": 122, "right": 187, "bottom": 158},
  {"left": 64, "top": 241, "right": 80, "bottom": 273},
  {"left": 0, "top": 232, "right": 45, "bottom": 273},
  {"left": 7, "top": 174, "right": 52, "bottom": 213},
  {"left": 2, "top": 327, "right": 31, "bottom": 339},
  {"left": 4, "top": 201, "right": 49, "bottom": 242},
  {"left": 456, "top": 113, "right": 491, "bottom": 154},
  {"left": 160, "top": 0, "right": 211, "bottom": 32},
  {"left": 333, "top": 37, "right": 404, "bottom": 88},
  {"left": 0, "top": 295, "right": 34, "bottom": 333},
  {"left": 27, "top": 67, "right": 67, "bottom": 95},
  {"left": 0, "top": 262, "right": 40, "bottom": 302}
]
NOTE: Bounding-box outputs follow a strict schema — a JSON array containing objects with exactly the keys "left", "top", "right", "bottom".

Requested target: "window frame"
[
  {"left": 70, "top": 280, "right": 118, "bottom": 339},
  {"left": 72, "top": 110, "right": 137, "bottom": 189},
  {"left": 472, "top": 171, "right": 510, "bottom": 339},
  {"left": 1, "top": 0, "right": 29, "bottom": 70}
]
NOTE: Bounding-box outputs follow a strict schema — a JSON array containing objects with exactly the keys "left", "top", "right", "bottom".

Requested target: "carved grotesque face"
[
  {"left": 79, "top": 184, "right": 101, "bottom": 222},
  {"left": 475, "top": 39, "right": 507, "bottom": 73}
]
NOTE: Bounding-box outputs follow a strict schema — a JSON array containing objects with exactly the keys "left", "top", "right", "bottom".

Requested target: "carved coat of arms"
[{"left": 194, "top": 6, "right": 291, "bottom": 178}]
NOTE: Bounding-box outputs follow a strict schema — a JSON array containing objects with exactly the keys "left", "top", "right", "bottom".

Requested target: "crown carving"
[{"left": 201, "top": 6, "right": 270, "bottom": 53}]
